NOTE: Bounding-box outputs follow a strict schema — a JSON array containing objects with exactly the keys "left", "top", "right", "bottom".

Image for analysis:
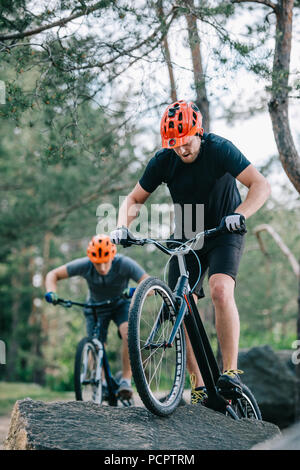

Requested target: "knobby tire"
[
  {"left": 74, "top": 337, "right": 103, "bottom": 404},
  {"left": 128, "top": 277, "right": 186, "bottom": 417}
]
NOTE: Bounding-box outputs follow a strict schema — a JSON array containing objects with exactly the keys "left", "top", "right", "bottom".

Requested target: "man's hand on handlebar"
[
  {"left": 110, "top": 227, "right": 144, "bottom": 247},
  {"left": 122, "top": 287, "right": 136, "bottom": 298},
  {"left": 110, "top": 226, "right": 132, "bottom": 247},
  {"left": 45, "top": 291, "right": 59, "bottom": 305},
  {"left": 220, "top": 213, "right": 247, "bottom": 234}
]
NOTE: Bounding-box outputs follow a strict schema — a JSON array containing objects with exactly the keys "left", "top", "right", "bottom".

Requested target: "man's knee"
[{"left": 209, "top": 274, "right": 234, "bottom": 307}]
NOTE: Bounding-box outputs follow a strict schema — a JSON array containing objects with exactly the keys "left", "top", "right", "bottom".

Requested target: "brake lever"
[{"left": 120, "top": 237, "right": 146, "bottom": 247}]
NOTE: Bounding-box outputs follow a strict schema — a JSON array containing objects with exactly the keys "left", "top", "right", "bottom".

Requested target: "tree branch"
[
  {"left": 0, "top": 2, "right": 107, "bottom": 41},
  {"left": 253, "top": 224, "right": 300, "bottom": 277},
  {"left": 62, "top": 7, "right": 177, "bottom": 72},
  {"left": 185, "top": 0, "right": 210, "bottom": 131},
  {"left": 231, "top": 0, "right": 277, "bottom": 10},
  {"left": 156, "top": 0, "right": 177, "bottom": 102}
]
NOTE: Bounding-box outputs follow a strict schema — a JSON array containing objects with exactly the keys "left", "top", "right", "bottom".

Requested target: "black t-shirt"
[{"left": 139, "top": 132, "right": 250, "bottom": 242}]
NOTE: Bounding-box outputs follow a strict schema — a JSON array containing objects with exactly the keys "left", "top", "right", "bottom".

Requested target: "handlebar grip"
[
  {"left": 45, "top": 292, "right": 58, "bottom": 304},
  {"left": 120, "top": 229, "right": 146, "bottom": 247},
  {"left": 123, "top": 287, "right": 136, "bottom": 299}
]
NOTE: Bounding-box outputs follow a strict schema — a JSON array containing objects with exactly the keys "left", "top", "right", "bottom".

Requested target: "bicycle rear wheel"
[
  {"left": 225, "top": 384, "right": 262, "bottom": 420},
  {"left": 74, "top": 337, "right": 102, "bottom": 404},
  {"left": 128, "top": 277, "right": 186, "bottom": 416}
]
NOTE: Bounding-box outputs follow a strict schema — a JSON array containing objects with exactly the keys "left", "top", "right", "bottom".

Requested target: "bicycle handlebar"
[
  {"left": 119, "top": 223, "right": 236, "bottom": 256},
  {"left": 54, "top": 293, "right": 129, "bottom": 310}
]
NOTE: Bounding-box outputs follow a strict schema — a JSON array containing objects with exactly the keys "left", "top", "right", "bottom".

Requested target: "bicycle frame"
[
  {"left": 124, "top": 227, "right": 240, "bottom": 418},
  {"left": 56, "top": 296, "right": 131, "bottom": 406},
  {"left": 91, "top": 313, "right": 120, "bottom": 403}
]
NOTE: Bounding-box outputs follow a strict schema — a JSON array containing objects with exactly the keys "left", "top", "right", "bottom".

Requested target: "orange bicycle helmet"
[
  {"left": 160, "top": 100, "right": 203, "bottom": 149},
  {"left": 87, "top": 234, "right": 117, "bottom": 263}
]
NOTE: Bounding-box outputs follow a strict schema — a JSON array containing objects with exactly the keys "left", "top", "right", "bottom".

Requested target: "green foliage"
[
  {"left": 0, "top": 0, "right": 299, "bottom": 392},
  {"left": 0, "top": 43, "right": 146, "bottom": 385},
  {"left": 0, "top": 382, "right": 73, "bottom": 416}
]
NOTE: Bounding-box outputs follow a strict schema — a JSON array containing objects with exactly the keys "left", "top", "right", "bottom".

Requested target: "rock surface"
[
  {"left": 252, "top": 420, "right": 300, "bottom": 450},
  {"left": 4, "top": 398, "right": 280, "bottom": 450},
  {"left": 238, "top": 345, "right": 299, "bottom": 428}
]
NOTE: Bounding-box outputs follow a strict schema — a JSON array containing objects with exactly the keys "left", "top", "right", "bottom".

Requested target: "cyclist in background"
[
  {"left": 45, "top": 234, "right": 148, "bottom": 399},
  {"left": 110, "top": 100, "right": 271, "bottom": 405}
]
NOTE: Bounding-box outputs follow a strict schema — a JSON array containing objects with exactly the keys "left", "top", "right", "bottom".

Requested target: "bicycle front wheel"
[
  {"left": 74, "top": 337, "right": 102, "bottom": 404},
  {"left": 128, "top": 277, "right": 186, "bottom": 416}
]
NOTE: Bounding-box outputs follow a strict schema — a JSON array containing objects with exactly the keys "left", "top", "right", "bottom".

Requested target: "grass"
[{"left": 0, "top": 382, "right": 74, "bottom": 416}]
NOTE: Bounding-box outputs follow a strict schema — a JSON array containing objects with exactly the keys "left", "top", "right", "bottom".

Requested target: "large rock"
[
  {"left": 252, "top": 421, "right": 300, "bottom": 450},
  {"left": 4, "top": 398, "right": 280, "bottom": 450},
  {"left": 238, "top": 345, "right": 299, "bottom": 428}
]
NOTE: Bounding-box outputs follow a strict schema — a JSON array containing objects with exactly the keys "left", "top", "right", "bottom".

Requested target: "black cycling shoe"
[{"left": 217, "top": 369, "right": 244, "bottom": 393}]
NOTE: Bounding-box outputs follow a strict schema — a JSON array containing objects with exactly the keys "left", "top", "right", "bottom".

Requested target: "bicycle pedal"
[{"left": 120, "top": 398, "right": 134, "bottom": 407}]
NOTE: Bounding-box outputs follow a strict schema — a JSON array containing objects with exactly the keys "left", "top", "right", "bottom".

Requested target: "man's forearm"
[
  {"left": 117, "top": 195, "right": 142, "bottom": 227},
  {"left": 235, "top": 180, "right": 271, "bottom": 219},
  {"left": 45, "top": 272, "right": 58, "bottom": 292}
]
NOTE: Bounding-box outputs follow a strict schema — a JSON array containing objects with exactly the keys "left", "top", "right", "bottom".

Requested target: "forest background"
[{"left": 0, "top": 0, "right": 299, "bottom": 392}]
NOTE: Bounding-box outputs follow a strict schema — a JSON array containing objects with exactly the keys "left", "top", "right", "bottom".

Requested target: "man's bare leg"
[
  {"left": 119, "top": 321, "right": 132, "bottom": 380},
  {"left": 185, "top": 275, "right": 240, "bottom": 387},
  {"left": 209, "top": 273, "right": 240, "bottom": 372}
]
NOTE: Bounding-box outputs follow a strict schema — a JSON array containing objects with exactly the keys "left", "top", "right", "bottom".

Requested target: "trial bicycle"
[
  {"left": 118, "top": 225, "right": 262, "bottom": 419},
  {"left": 54, "top": 296, "right": 134, "bottom": 407}
]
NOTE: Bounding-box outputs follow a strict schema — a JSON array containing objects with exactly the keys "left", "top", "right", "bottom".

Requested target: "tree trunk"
[
  {"left": 28, "top": 250, "right": 46, "bottom": 385},
  {"left": 6, "top": 275, "right": 21, "bottom": 381},
  {"left": 268, "top": 0, "right": 300, "bottom": 194},
  {"left": 156, "top": 0, "right": 177, "bottom": 102},
  {"left": 185, "top": 0, "right": 210, "bottom": 131},
  {"left": 296, "top": 261, "right": 300, "bottom": 421}
]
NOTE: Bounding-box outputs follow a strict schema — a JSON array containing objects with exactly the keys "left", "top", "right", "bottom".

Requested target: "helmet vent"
[
  {"left": 178, "top": 112, "right": 182, "bottom": 121},
  {"left": 193, "top": 112, "right": 197, "bottom": 120},
  {"left": 169, "top": 121, "right": 174, "bottom": 128},
  {"left": 178, "top": 123, "right": 183, "bottom": 133}
]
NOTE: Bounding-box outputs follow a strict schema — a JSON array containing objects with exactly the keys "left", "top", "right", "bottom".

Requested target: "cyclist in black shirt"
[{"left": 111, "top": 100, "right": 270, "bottom": 404}]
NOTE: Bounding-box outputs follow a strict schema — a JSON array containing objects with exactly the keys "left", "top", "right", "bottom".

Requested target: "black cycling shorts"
[
  {"left": 84, "top": 298, "right": 130, "bottom": 343},
  {"left": 168, "top": 233, "right": 245, "bottom": 299}
]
